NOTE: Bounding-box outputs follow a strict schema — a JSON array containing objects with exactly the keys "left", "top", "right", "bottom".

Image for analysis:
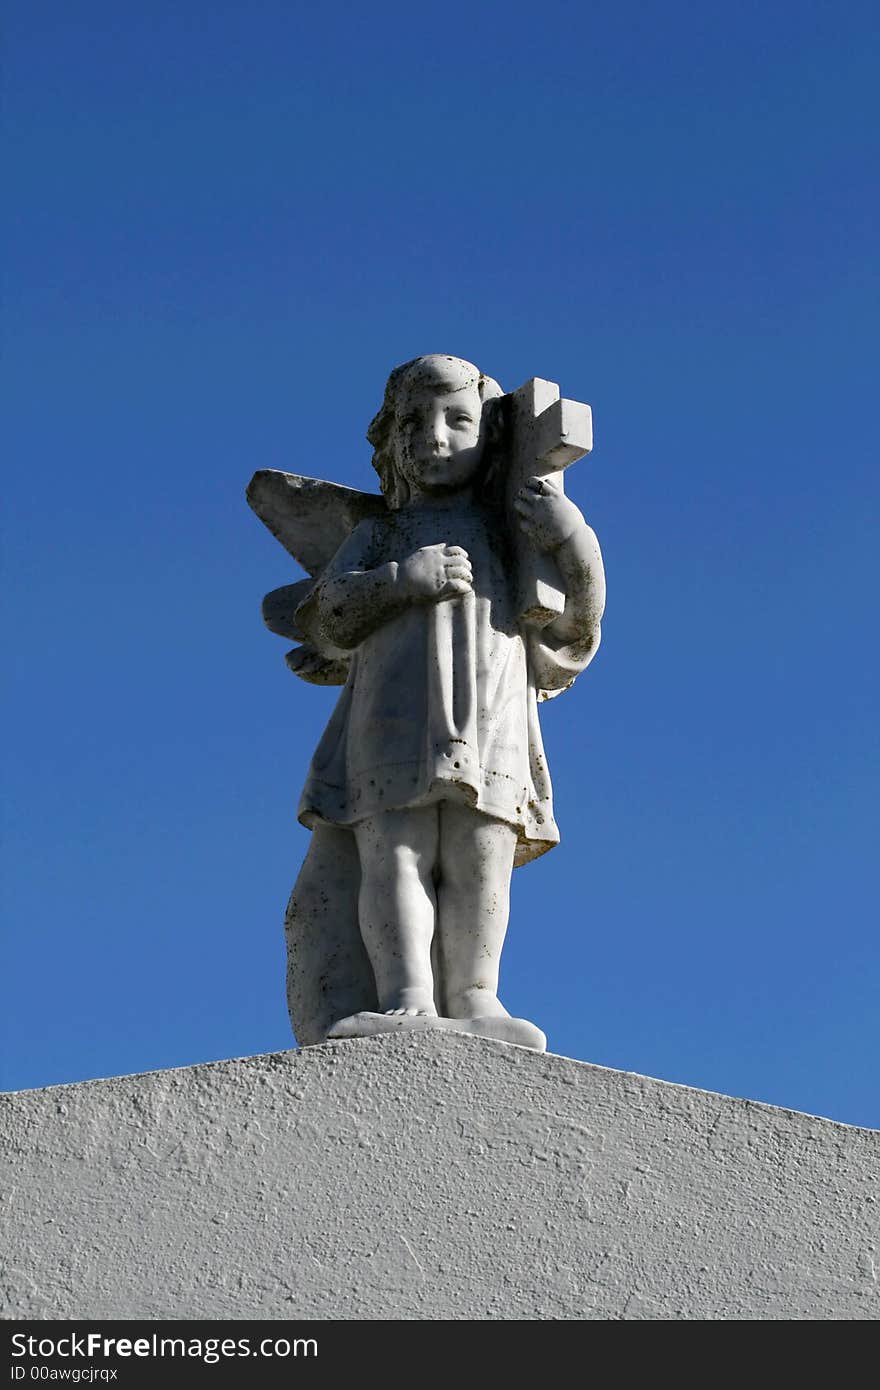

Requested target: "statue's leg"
[
  {"left": 352, "top": 806, "right": 439, "bottom": 1016},
  {"left": 284, "top": 823, "right": 376, "bottom": 1046},
  {"left": 436, "top": 804, "right": 517, "bottom": 1020}
]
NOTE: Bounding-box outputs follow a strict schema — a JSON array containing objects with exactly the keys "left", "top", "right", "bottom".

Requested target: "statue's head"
[{"left": 368, "top": 355, "right": 505, "bottom": 509}]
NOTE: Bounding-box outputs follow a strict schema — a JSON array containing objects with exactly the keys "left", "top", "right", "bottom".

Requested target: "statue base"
[{"left": 325, "top": 1010, "right": 547, "bottom": 1052}]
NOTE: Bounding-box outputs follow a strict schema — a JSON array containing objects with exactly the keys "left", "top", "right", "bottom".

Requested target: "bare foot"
[
  {"left": 446, "top": 986, "right": 510, "bottom": 1020},
  {"left": 381, "top": 987, "right": 438, "bottom": 1017}
]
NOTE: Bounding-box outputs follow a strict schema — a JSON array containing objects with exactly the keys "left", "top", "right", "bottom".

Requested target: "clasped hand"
[{"left": 397, "top": 544, "right": 473, "bottom": 602}]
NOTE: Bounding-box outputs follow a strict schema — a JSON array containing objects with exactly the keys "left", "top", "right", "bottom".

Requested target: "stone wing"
[
  {"left": 246, "top": 470, "right": 388, "bottom": 686},
  {"left": 246, "top": 470, "right": 387, "bottom": 576}
]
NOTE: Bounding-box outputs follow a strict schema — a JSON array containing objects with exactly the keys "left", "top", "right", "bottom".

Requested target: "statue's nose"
[{"left": 429, "top": 422, "right": 450, "bottom": 454}]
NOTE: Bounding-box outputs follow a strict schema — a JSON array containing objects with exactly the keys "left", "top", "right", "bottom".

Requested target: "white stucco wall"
[{"left": 2, "top": 1032, "right": 877, "bottom": 1320}]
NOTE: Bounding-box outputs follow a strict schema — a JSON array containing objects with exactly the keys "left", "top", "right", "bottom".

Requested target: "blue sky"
[{"left": 3, "top": 1, "right": 878, "bottom": 1129}]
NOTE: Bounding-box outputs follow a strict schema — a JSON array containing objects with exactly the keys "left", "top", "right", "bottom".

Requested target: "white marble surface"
[{"left": 248, "top": 356, "right": 605, "bottom": 1048}]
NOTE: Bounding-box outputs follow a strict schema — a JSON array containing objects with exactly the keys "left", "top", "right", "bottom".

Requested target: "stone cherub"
[{"left": 247, "top": 354, "right": 605, "bottom": 1051}]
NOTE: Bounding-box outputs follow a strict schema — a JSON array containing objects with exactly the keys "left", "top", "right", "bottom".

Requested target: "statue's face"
[{"left": 393, "top": 366, "right": 486, "bottom": 499}]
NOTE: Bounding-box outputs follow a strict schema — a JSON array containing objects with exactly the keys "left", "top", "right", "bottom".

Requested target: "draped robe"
[
  {"left": 284, "top": 496, "right": 600, "bottom": 1043},
  {"left": 296, "top": 499, "right": 594, "bottom": 867}
]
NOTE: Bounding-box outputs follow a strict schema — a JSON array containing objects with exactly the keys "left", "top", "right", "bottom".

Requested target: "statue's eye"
[{"left": 452, "top": 413, "right": 473, "bottom": 426}]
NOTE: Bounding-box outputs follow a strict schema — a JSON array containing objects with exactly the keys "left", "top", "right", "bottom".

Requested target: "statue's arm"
[
  {"left": 513, "top": 482, "right": 605, "bottom": 647},
  {"left": 299, "top": 523, "right": 473, "bottom": 651},
  {"left": 293, "top": 522, "right": 390, "bottom": 651},
  {"left": 313, "top": 564, "right": 410, "bottom": 650},
  {"left": 546, "top": 521, "right": 605, "bottom": 647}
]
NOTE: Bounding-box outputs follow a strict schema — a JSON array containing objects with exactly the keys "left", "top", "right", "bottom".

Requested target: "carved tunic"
[{"left": 298, "top": 500, "right": 592, "bottom": 866}]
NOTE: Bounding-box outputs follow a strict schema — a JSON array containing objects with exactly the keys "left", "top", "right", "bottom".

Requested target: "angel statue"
[{"left": 247, "top": 354, "right": 605, "bottom": 1052}]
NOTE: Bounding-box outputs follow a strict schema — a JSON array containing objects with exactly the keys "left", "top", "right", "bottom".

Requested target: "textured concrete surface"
[{"left": 2, "top": 1033, "right": 877, "bottom": 1320}]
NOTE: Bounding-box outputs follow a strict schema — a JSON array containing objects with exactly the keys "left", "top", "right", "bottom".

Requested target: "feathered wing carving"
[
  {"left": 246, "top": 471, "right": 388, "bottom": 576},
  {"left": 246, "top": 470, "right": 388, "bottom": 684}
]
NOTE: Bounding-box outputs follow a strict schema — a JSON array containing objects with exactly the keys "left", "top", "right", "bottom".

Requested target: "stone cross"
[{"left": 506, "top": 378, "right": 593, "bottom": 626}]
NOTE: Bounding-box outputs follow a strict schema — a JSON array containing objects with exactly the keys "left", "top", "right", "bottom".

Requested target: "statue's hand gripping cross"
[{"left": 506, "top": 378, "right": 593, "bottom": 626}]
